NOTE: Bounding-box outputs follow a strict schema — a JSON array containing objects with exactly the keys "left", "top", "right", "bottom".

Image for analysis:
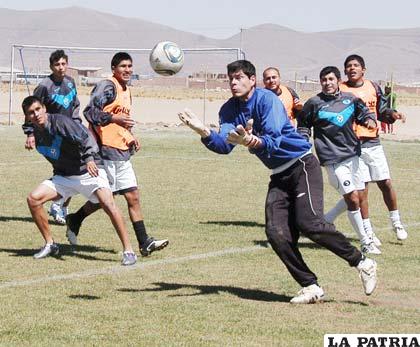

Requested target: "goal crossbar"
[{"left": 8, "top": 44, "right": 245, "bottom": 125}]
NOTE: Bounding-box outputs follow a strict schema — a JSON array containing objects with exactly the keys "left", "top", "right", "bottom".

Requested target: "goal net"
[{"left": 6, "top": 44, "right": 244, "bottom": 125}]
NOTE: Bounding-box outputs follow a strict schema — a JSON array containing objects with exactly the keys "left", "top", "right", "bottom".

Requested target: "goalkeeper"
[{"left": 178, "top": 60, "right": 378, "bottom": 304}]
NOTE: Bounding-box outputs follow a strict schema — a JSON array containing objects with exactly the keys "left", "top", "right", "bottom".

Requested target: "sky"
[{"left": 0, "top": 0, "right": 419, "bottom": 38}]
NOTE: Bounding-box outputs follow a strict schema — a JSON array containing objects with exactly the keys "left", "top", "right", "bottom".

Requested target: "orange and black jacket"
[
  {"left": 340, "top": 80, "right": 396, "bottom": 148},
  {"left": 84, "top": 78, "right": 135, "bottom": 161}
]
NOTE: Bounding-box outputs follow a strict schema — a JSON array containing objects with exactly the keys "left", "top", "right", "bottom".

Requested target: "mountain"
[{"left": 1, "top": 7, "right": 419, "bottom": 82}]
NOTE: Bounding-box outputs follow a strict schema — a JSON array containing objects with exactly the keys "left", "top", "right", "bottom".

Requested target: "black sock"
[
  {"left": 133, "top": 220, "right": 149, "bottom": 245},
  {"left": 73, "top": 206, "right": 88, "bottom": 224}
]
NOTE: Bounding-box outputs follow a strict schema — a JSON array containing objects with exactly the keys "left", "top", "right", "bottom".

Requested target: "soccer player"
[
  {"left": 22, "top": 96, "right": 137, "bottom": 265},
  {"left": 263, "top": 67, "right": 302, "bottom": 126},
  {"left": 298, "top": 66, "right": 380, "bottom": 255},
  {"left": 66, "top": 52, "right": 168, "bottom": 257},
  {"left": 178, "top": 60, "right": 377, "bottom": 304},
  {"left": 22, "top": 49, "right": 80, "bottom": 225},
  {"left": 325, "top": 55, "right": 407, "bottom": 244}
]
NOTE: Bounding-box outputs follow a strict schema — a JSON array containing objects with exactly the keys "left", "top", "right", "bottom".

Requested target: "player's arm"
[
  {"left": 296, "top": 99, "right": 314, "bottom": 141},
  {"left": 287, "top": 87, "right": 303, "bottom": 116},
  {"left": 206, "top": 95, "right": 284, "bottom": 155},
  {"left": 178, "top": 107, "right": 236, "bottom": 154},
  {"left": 83, "top": 80, "right": 134, "bottom": 128},
  {"left": 56, "top": 117, "right": 100, "bottom": 175},
  {"left": 374, "top": 82, "right": 405, "bottom": 124},
  {"left": 354, "top": 98, "right": 376, "bottom": 129},
  {"left": 71, "top": 86, "right": 82, "bottom": 123},
  {"left": 245, "top": 93, "right": 288, "bottom": 156},
  {"left": 22, "top": 118, "right": 35, "bottom": 150}
]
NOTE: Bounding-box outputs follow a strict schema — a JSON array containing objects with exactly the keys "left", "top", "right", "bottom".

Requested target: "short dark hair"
[
  {"left": 344, "top": 54, "right": 365, "bottom": 69},
  {"left": 227, "top": 60, "right": 256, "bottom": 78},
  {"left": 49, "top": 50, "right": 68, "bottom": 65},
  {"left": 319, "top": 66, "right": 341, "bottom": 80},
  {"left": 263, "top": 67, "right": 280, "bottom": 78},
  {"left": 111, "top": 52, "right": 133, "bottom": 68},
  {"left": 22, "top": 95, "right": 43, "bottom": 115}
]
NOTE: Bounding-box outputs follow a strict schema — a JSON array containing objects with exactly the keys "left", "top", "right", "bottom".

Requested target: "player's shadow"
[
  {"left": 251, "top": 239, "right": 353, "bottom": 250},
  {"left": 0, "top": 215, "right": 65, "bottom": 226},
  {"left": 117, "top": 282, "right": 292, "bottom": 302},
  {"left": 0, "top": 216, "right": 34, "bottom": 223},
  {"left": 0, "top": 244, "right": 117, "bottom": 262},
  {"left": 69, "top": 294, "right": 101, "bottom": 300},
  {"left": 200, "top": 220, "right": 265, "bottom": 228}
]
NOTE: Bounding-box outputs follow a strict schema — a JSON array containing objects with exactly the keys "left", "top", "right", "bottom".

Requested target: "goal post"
[{"left": 7, "top": 43, "right": 245, "bottom": 125}]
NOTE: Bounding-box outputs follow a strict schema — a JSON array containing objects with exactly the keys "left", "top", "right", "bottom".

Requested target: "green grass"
[{"left": 0, "top": 126, "right": 419, "bottom": 346}]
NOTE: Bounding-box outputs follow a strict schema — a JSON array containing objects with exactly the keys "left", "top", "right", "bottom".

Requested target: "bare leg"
[
  {"left": 27, "top": 184, "right": 61, "bottom": 243},
  {"left": 377, "top": 179, "right": 398, "bottom": 211},
  {"left": 124, "top": 189, "right": 143, "bottom": 222},
  {"left": 94, "top": 188, "right": 133, "bottom": 252},
  {"left": 359, "top": 184, "right": 369, "bottom": 219}
]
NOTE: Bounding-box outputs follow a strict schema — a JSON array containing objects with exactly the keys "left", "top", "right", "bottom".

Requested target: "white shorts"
[
  {"left": 359, "top": 145, "right": 391, "bottom": 182},
  {"left": 42, "top": 168, "right": 110, "bottom": 204},
  {"left": 103, "top": 160, "right": 137, "bottom": 193},
  {"left": 325, "top": 156, "right": 365, "bottom": 195}
]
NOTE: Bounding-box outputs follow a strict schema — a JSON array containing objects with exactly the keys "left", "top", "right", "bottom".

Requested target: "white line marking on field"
[
  {"left": 0, "top": 223, "right": 418, "bottom": 290},
  {"left": 0, "top": 246, "right": 266, "bottom": 290}
]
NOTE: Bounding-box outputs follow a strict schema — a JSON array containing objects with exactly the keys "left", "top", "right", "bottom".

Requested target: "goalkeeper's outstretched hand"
[
  {"left": 227, "top": 119, "right": 262, "bottom": 149},
  {"left": 178, "top": 109, "right": 211, "bottom": 138}
]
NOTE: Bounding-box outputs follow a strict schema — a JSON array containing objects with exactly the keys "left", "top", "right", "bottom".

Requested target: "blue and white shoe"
[{"left": 48, "top": 202, "right": 67, "bottom": 225}]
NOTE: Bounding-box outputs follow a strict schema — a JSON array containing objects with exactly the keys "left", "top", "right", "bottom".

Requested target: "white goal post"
[{"left": 7, "top": 44, "right": 245, "bottom": 125}]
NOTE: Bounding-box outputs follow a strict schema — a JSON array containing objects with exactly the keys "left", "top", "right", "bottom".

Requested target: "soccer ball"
[{"left": 149, "top": 41, "right": 184, "bottom": 76}]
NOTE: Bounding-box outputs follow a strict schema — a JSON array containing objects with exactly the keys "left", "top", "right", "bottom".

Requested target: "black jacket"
[
  {"left": 297, "top": 91, "right": 376, "bottom": 166},
  {"left": 34, "top": 114, "right": 102, "bottom": 176}
]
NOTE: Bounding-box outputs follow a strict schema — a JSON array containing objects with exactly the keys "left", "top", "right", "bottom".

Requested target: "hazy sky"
[{"left": 1, "top": 0, "right": 419, "bottom": 38}]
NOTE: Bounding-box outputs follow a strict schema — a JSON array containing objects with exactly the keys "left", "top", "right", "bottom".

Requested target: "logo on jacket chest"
[{"left": 318, "top": 104, "right": 354, "bottom": 127}]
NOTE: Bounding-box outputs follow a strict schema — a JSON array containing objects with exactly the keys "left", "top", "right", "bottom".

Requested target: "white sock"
[
  {"left": 347, "top": 209, "right": 370, "bottom": 244},
  {"left": 362, "top": 218, "right": 373, "bottom": 237},
  {"left": 325, "top": 198, "right": 347, "bottom": 223},
  {"left": 389, "top": 210, "right": 402, "bottom": 227}
]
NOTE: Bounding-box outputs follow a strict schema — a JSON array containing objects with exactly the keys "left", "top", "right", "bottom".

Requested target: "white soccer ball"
[{"left": 149, "top": 41, "right": 184, "bottom": 76}]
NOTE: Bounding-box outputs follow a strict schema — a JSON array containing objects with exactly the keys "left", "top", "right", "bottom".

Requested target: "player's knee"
[
  {"left": 265, "top": 226, "right": 289, "bottom": 249},
  {"left": 377, "top": 179, "right": 392, "bottom": 191},
  {"left": 343, "top": 191, "right": 360, "bottom": 210},
  {"left": 125, "top": 190, "right": 140, "bottom": 207},
  {"left": 27, "top": 193, "right": 41, "bottom": 209},
  {"left": 102, "top": 199, "right": 117, "bottom": 214}
]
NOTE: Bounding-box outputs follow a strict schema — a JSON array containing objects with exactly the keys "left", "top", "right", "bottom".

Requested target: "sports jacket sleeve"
[
  {"left": 56, "top": 117, "right": 99, "bottom": 163},
  {"left": 287, "top": 86, "right": 303, "bottom": 114},
  {"left": 249, "top": 92, "right": 288, "bottom": 156},
  {"left": 71, "top": 86, "right": 81, "bottom": 123},
  {"left": 83, "top": 80, "right": 116, "bottom": 126},
  {"left": 201, "top": 101, "right": 237, "bottom": 154},
  {"left": 202, "top": 91, "right": 288, "bottom": 156},
  {"left": 354, "top": 97, "right": 377, "bottom": 126},
  {"left": 372, "top": 82, "right": 397, "bottom": 124},
  {"left": 296, "top": 99, "right": 314, "bottom": 141}
]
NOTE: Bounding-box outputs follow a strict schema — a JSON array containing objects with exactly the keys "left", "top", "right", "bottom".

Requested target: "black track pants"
[{"left": 265, "top": 154, "right": 362, "bottom": 287}]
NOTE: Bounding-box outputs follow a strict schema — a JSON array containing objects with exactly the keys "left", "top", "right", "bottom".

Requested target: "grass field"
[{"left": 0, "top": 126, "right": 419, "bottom": 346}]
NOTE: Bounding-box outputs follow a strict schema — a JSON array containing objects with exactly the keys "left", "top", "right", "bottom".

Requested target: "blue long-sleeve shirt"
[{"left": 201, "top": 88, "right": 311, "bottom": 170}]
